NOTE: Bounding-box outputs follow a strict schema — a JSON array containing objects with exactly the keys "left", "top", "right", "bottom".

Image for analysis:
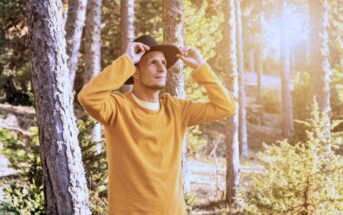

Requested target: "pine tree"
[{"left": 238, "top": 101, "right": 343, "bottom": 214}]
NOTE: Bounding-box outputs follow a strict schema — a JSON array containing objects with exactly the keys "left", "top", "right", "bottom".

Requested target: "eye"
[{"left": 162, "top": 61, "right": 166, "bottom": 65}]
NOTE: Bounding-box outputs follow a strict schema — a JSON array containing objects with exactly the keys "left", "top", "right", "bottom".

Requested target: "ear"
[{"left": 133, "top": 67, "right": 140, "bottom": 81}]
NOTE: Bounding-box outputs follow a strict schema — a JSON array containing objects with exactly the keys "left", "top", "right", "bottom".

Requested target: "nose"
[{"left": 157, "top": 63, "right": 166, "bottom": 73}]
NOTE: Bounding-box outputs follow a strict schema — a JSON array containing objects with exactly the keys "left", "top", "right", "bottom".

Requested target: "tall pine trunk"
[
  {"left": 223, "top": 0, "right": 240, "bottom": 212},
  {"left": 309, "top": 0, "right": 331, "bottom": 141},
  {"left": 27, "top": 1, "right": 90, "bottom": 214},
  {"left": 163, "top": 0, "right": 190, "bottom": 193},
  {"left": 120, "top": 0, "right": 135, "bottom": 54},
  {"left": 235, "top": 0, "right": 248, "bottom": 158},
  {"left": 119, "top": 0, "right": 135, "bottom": 93},
  {"left": 280, "top": 0, "right": 294, "bottom": 138},
  {"left": 83, "top": 0, "right": 102, "bottom": 143},
  {"left": 65, "top": 0, "right": 88, "bottom": 92},
  {"left": 257, "top": 13, "right": 264, "bottom": 104}
]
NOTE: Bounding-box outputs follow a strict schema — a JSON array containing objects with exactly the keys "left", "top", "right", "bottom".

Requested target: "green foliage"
[
  {"left": 0, "top": 117, "right": 109, "bottom": 214},
  {"left": 261, "top": 89, "right": 280, "bottom": 114},
  {"left": 0, "top": 182, "right": 44, "bottom": 215},
  {"left": 238, "top": 103, "right": 343, "bottom": 214},
  {"left": 0, "top": 127, "right": 44, "bottom": 214},
  {"left": 0, "top": 0, "right": 32, "bottom": 106},
  {"left": 292, "top": 70, "right": 312, "bottom": 142},
  {"left": 184, "top": 192, "right": 196, "bottom": 213},
  {"left": 77, "top": 116, "right": 108, "bottom": 215},
  {"left": 186, "top": 125, "right": 207, "bottom": 157}
]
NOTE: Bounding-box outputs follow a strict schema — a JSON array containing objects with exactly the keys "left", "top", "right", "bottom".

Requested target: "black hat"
[{"left": 124, "top": 35, "right": 181, "bottom": 85}]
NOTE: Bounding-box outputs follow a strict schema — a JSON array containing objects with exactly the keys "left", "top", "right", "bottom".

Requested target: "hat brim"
[{"left": 124, "top": 44, "right": 181, "bottom": 85}]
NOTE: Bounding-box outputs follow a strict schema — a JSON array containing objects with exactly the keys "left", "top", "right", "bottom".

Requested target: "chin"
[{"left": 152, "top": 85, "right": 165, "bottom": 90}]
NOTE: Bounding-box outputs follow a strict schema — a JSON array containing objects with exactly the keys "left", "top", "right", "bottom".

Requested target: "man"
[{"left": 78, "top": 35, "right": 236, "bottom": 214}]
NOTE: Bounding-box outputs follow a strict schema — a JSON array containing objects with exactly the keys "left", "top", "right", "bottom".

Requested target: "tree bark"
[
  {"left": 84, "top": 0, "right": 102, "bottom": 143},
  {"left": 235, "top": 0, "right": 248, "bottom": 158},
  {"left": 65, "top": 0, "right": 88, "bottom": 92},
  {"left": 163, "top": 0, "right": 190, "bottom": 193},
  {"left": 27, "top": 1, "right": 91, "bottom": 214},
  {"left": 309, "top": 0, "right": 331, "bottom": 141},
  {"left": 257, "top": 13, "right": 264, "bottom": 104},
  {"left": 119, "top": 0, "right": 135, "bottom": 93},
  {"left": 223, "top": 0, "right": 240, "bottom": 212},
  {"left": 257, "top": 49, "right": 263, "bottom": 103},
  {"left": 248, "top": 48, "right": 254, "bottom": 73},
  {"left": 280, "top": 0, "right": 294, "bottom": 138}
]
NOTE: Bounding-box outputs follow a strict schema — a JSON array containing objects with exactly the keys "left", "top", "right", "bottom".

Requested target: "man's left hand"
[{"left": 177, "top": 47, "right": 206, "bottom": 69}]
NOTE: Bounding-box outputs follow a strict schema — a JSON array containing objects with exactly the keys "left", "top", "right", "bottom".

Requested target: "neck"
[{"left": 132, "top": 85, "right": 160, "bottom": 103}]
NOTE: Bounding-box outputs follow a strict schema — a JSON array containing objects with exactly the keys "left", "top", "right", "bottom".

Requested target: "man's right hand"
[{"left": 125, "top": 42, "right": 150, "bottom": 64}]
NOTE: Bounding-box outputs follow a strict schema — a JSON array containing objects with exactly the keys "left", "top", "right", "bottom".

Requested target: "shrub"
[
  {"left": 0, "top": 127, "right": 44, "bottom": 214},
  {"left": 238, "top": 103, "right": 343, "bottom": 214}
]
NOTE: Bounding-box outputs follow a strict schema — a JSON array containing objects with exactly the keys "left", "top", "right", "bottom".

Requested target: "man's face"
[{"left": 134, "top": 51, "right": 167, "bottom": 90}]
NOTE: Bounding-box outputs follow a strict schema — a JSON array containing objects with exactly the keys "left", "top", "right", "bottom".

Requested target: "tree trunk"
[
  {"left": 119, "top": 0, "right": 135, "bottom": 93},
  {"left": 309, "top": 0, "right": 331, "bottom": 141},
  {"left": 84, "top": 0, "right": 102, "bottom": 143},
  {"left": 257, "top": 49, "right": 263, "bottom": 103},
  {"left": 223, "top": 0, "right": 240, "bottom": 212},
  {"left": 257, "top": 13, "right": 264, "bottom": 104},
  {"left": 65, "top": 0, "right": 88, "bottom": 92},
  {"left": 248, "top": 48, "right": 254, "bottom": 73},
  {"left": 27, "top": 1, "right": 91, "bottom": 214},
  {"left": 236, "top": 0, "right": 248, "bottom": 158},
  {"left": 163, "top": 0, "right": 190, "bottom": 194},
  {"left": 280, "top": 0, "right": 294, "bottom": 138}
]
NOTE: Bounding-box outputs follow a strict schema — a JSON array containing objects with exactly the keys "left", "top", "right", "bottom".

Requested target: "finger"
[
  {"left": 181, "top": 47, "right": 188, "bottom": 53},
  {"left": 136, "top": 42, "right": 150, "bottom": 51},
  {"left": 137, "top": 43, "right": 146, "bottom": 55},
  {"left": 142, "top": 44, "right": 150, "bottom": 51}
]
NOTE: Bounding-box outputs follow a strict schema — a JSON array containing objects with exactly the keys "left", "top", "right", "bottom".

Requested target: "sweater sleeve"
[
  {"left": 77, "top": 54, "right": 136, "bottom": 125},
  {"left": 181, "top": 63, "right": 236, "bottom": 127}
]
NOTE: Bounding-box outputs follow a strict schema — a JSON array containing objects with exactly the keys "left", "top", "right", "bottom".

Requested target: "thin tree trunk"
[
  {"left": 84, "top": 0, "right": 102, "bottom": 143},
  {"left": 27, "top": 1, "right": 91, "bottom": 214},
  {"left": 65, "top": 0, "right": 88, "bottom": 92},
  {"left": 223, "top": 0, "right": 240, "bottom": 213},
  {"left": 257, "top": 49, "right": 263, "bottom": 103},
  {"left": 236, "top": 0, "right": 248, "bottom": 158},
  {"left": 257, "top": 13, "right": 264, "bottom": 104},
  {"left": 280, "top": 0, "right": 294, "bottom": 138},
  {"left": 163, "top": 0, "right": 190, "bottom": 194},
  {"left": 248, "top": 48, "right": 254, "bottom": 73},
  {"left": 309, "top": 0, "right": 331, "bottom": 141},
  {"left": 119, "top": 0, "right": 135, "bottom": 93}
]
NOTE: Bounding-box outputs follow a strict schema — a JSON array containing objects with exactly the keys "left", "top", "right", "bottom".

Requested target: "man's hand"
[
  {"left": 177, "top": 47, "right": 206, "bottom": 69},
  {"left": 125, "top": 42, "right": 150, "bottom": 64}
]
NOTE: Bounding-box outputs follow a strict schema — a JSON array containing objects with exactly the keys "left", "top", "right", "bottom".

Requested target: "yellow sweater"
[{"left": 77, "top": 54, "right": 236, "bottom": 215}]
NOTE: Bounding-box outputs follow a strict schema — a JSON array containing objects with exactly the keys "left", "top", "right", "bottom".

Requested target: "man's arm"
[
  {"left": 176, "top": 47, "right": 236, "bottom": 127},
  {"left": 78, "top": 42, "right": 150, "bottom": 125},
  {"left": 181, "top": 62, "right": 236, "bottom": 127},
  {"left": 77, "top": 54, "right": 135, "bottom": 125}
]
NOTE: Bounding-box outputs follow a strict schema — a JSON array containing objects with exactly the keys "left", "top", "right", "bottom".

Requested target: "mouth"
[{"left": 155, "top": 76, "right": 166, "bottom": 79}]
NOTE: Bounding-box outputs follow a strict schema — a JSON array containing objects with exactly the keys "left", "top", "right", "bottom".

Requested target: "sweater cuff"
[
  {"left": 191, "top": 62, "right": 209, "bottom": 77},
  {"left": 123, "top": 53, "right": 135, "bottom": 67}
]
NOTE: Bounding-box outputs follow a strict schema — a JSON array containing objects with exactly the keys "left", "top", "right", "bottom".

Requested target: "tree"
[
  {"left": 119, "top": 0, "right": 135, "bottom": 93},
  {"left": 309, "top": 0, "right": 331, "bottom": 141},
  {"left": 120, "top": 0, "right": 134, "bottom": 54},
  {"left": 238, "top": 103, "right": 343, "bottom": 214},
  {"left": 235, "top": 0, "right": 248, "bottom": 158},
  {"left": 256, "top": 13, "right": 264, "bottom": 104},
  {"left": 83, "top": 0, "right": 102, "bottom": 143},
  {"left": 223, "top": 0, "right": 241, "bottom": 212},
  {"left": 65, "top": 0, "right": 88, "bottom": 91},
  {"left": 280, "top": 0, "right": 294, "bottom": 138},
  {"left": 163, "top": 0, "right": 190, "bottom": 193},
  {"left": 27, "top": 1, "right": 91, "bottom": 214}
]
